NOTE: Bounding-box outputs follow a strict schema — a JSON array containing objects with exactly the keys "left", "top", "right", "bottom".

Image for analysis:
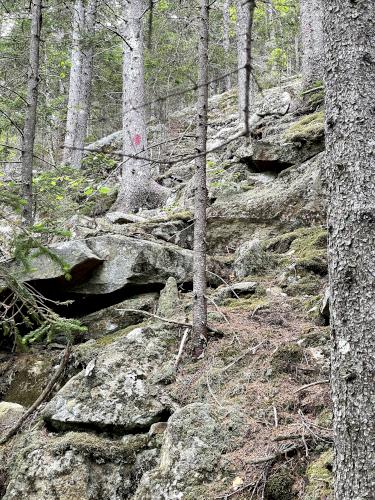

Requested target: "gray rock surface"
[
  {"left": 2, "top": 430, "right": 156, "bottom": 500},
  {"left": 43, "top": 324, "right": 180, "bottom": 433},
  {"left": 73, "top": 235, "right": 194, "bottom": 295},
  {"left": 234, "top": 239, "right": 269, "bottom": 279},
  {"left": 133, "top": 403, "right": 245, "bottom": 500},
  {"left": 80, "top": 292, "right": 159, "bottom": 339}
]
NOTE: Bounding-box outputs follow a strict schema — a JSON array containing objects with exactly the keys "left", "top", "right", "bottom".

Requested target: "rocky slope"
[{"left": 0, "top": 79, "right": 333, "bottom": 499}]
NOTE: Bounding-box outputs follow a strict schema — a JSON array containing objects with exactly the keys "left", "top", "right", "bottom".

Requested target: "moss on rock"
[
  {"left": 304, "top": 450, "right": 333, "bottom": 500},
  {"left": 265, "top": 468, "right": 294, "bottom": 500},
  {"left": 284, "top": 112, "right": 325, "bottom": 143}
]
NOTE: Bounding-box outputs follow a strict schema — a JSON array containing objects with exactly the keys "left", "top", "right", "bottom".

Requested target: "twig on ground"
[
  {"left": 207, "top": 271, "right": 240, "bottom": 299},
  {"left": 273, "top": 405, "right": 278, "bottom": 428},
  {"left": 294, "top": 379, "right": 329, "bottom": 393},
  {"left": 175, "top": 327, "right": 190, "bottom": 369},
  {"left": 0, "top": 346, "right": 71, "bottom": 445},
  {"left": 116, "top": 308, "right": 223, "bottom": 336},
  {"left": 221, "top": 341, "right": 264, "bottom": 372}
]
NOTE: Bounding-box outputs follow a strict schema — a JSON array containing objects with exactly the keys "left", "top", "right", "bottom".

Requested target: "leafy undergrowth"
[{"left": 172, "top": 279, "right": 332, "bottom": 499}]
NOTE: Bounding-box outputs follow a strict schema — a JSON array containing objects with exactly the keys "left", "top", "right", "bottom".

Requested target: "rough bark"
[
  {"left": 222, "top": 0, "right": 231, "bottom": 91},
  {"left": 21, "top": 0, "right": 42, "bottom": 226},
  {"left": 300, "top": 0, "right": 323, "bottom": 88},
  {"left": 63, "top": 0, "right": 97, "bottom": 168},
  {"left": 192, "top": 0, "right": 209, "bottom": 356},
  {"left": 114, "top": 0, "right": 167, "bottom": 213},
  {"left": 236, "top": 0, "right": 255, "bottom": 128},
  {"left": 323, "top": 1, "right": 375, "bottom": 498}
]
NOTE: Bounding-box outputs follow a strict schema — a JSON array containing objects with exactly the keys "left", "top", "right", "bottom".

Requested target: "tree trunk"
[
  {"left": 324, "top": 1, "right": 375, "bottom": 498},
  {"left": 222, "top": 0, "right": 231, "bottom": 92},
  {"left": 236, "top": 0, "right": 255, "bottom": 128},
  {"left": 300, "top": 0, "right": 323, "bottom": 88},
  {"left": 21, "top": 0, "right": 42, "bottom": 226},
  {"left": 63, "top": 0, "right": 97, "bottom": 169},
  {"left": 114, "top": 0, "right": 167, "bottom": 213},
  {"left": 192, "top": 0, "right": 209, "bottom": 357}
]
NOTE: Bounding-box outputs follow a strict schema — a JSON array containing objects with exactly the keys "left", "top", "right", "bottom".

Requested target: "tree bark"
[
  {"left": 21, "top": 0, "right": 42, "bottom": 226},
  {"left": 323, "top": 1, "right": 375, "bottom": 498},
  {"left": 236, "top": 0, "right": 255, "bottom": 128},
  {"left": 114, "top": 0, "right": 167, "bottom": 213},
  {"left": 192, "top": 0, "right": 209, "bottom": 357},
  {"left": 222, "top": 0, "right": 231, "bottom": 92},
  {"left": 300, "top": 0, "right": 323, "bottom": 88},
  {"left": 63, "top": 0, "right": 97, "bottom": 169}
]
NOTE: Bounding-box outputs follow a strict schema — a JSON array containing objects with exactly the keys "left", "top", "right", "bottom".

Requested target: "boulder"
[
  {"left": 43, "top": 324, "right": 180, "bottom": 433},
  {"left": 0, "top": 402, "right": 25, "bottom": 434},
  {"left": 134, "top": 403, "right": 245, "bottom": 500},
  {"left": 73, "top": 235, "right": 194, "bottom": 295},
  {"left": 6, "top": 240, "right": 103, "bottom": 286},
  {"left": 233, "top": 239, "right": 269, "bottom": 279},
  {"left": 2, "top": 430, "right": 156, "bottom": 500},
  {"left": 213, "top": 281, "right": 258, "bottom": 304},
  {"left": 80, "top": 292, "right": 159, "bottom": 339},
  {"left": 156, "top": 277, "right": 182, "bottom": 319}
]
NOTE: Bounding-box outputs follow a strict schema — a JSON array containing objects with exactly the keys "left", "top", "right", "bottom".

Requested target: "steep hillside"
[{"left": 0, "top": 80, "right": 333, "bottom": 500}]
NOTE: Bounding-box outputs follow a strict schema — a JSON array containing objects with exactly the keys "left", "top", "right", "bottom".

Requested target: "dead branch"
[
  {"left": 175, "top": 327, "right": 190, "bottom": 368},
  {"left": 0, "top": 346, "right": 71, "bottom": 446},
  {"left": 294, "top": 379, "right": 329, "bottom": 393},
  {"left": 116, "top": 308, "right": 223, "bottom": 336}
]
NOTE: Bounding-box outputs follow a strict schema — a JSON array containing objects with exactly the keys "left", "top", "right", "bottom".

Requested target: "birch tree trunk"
[
  {"left": 192, "top": 0, "right": 209, "bottom": 357},
  {"left": 236, "top": 0, "right": 255, "bottom": 127},
  {"left": 300, "top": 0, "right": 323, "bottom": 88},
  {"left": 324, "top": 1, "right": 375, "bottom": 498},
  {"left": 21, "top": 0, "right": 42, "bottom": 226},
  {"left": 114, "top": 0, "right": 168, "bottom": 213},
  {"left": 63, "top": 0, "right": 97, "bottom": 168}
]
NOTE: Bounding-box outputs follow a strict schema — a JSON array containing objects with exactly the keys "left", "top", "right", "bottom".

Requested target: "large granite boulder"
[
  {"left": 134, "top": 403, "right": 245, "bottom": 500},
  {"left": 2, "top": 430, "right": 158, "bottom": 500},
  {"left": 43, "top": 324, "right": 180, "bottom": 433},
  {"left": 3, "top": 240, "right": 103, "bottom": 287},
  {"left": 73, "top": 235, "right": 194, "bottom": 295}
]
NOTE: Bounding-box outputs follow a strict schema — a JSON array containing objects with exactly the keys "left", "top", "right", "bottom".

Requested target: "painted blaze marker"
[{"left": 133, "top": 134, "right": 142, "bottom": 146}]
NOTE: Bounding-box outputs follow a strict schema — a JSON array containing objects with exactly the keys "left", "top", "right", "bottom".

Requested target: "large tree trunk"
[
  {"left": 21, "top": 0, "right": 42, "bottom": 226},
  {"left": 236, "top": 0, "right": 255, "bottom": 127},
  {"left": 114, "top": 0, "right": 167, "bottom": 213},
  {"left": 192, "top": 0, "right": 209, "bottom": 356},
  {"left": 300, "top": 0, "right": 323, "bottom": 88},
  {"left": 63, "top": 0, "right": 97, "bottom": 169},
  {"left": 324, "top": 1, "right": 375, "bottom": 498}
]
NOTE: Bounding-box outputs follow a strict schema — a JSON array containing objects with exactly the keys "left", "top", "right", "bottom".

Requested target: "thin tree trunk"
[
  {"left": 192, "top": 0, "right": 209, "bottom": 357},
  {"left": 236, "top": 0, "right": 255, "bottom": 128},
  {"left": 300, "top": 0, "right": 323, "bottom": 88},
  {"left": 324, "top": 1, "right": 375, "bottom": 498},
  {"left": 113, "top": 0, "right": 168, "bottom": 213},
  {"left": 63, "top": 0, "right": 97, "bottom": 169},
  {"left": 222, "top": 0, "right": 231, "bottom": 91},
  {"left": 21, "top": 0, "right": 42, "bottom": 226}
]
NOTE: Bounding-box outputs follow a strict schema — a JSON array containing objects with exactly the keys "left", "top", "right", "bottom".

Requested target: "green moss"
[
  {"left": 316, "top": 409, "right": 333, "bottom": 428},
  {"left": 284, "top": 111, "right": 324, "bottom": 143},
  {"left": 46, "top": 431, "right": 149, "bottom": 461},
  {"left": 95, "top": 322, "right": 146, "bottom": 347},
  {"left": 264, "top": 468, "right": 294, "bottom": 500},
  {"left": 285, "top": 274, "right": 322, "bottom": 297},
  {"left": 267, "top": 226, "right": 327, "bottom": 276},
  {"left": 304, "top": 450, "right": 333, "bottom": 500},
  {"left": 271, "top": 343, "right": 303, "bottom": 374},
  {"left": 224, "top": 296, "right": 269, "bottom": 312}
]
